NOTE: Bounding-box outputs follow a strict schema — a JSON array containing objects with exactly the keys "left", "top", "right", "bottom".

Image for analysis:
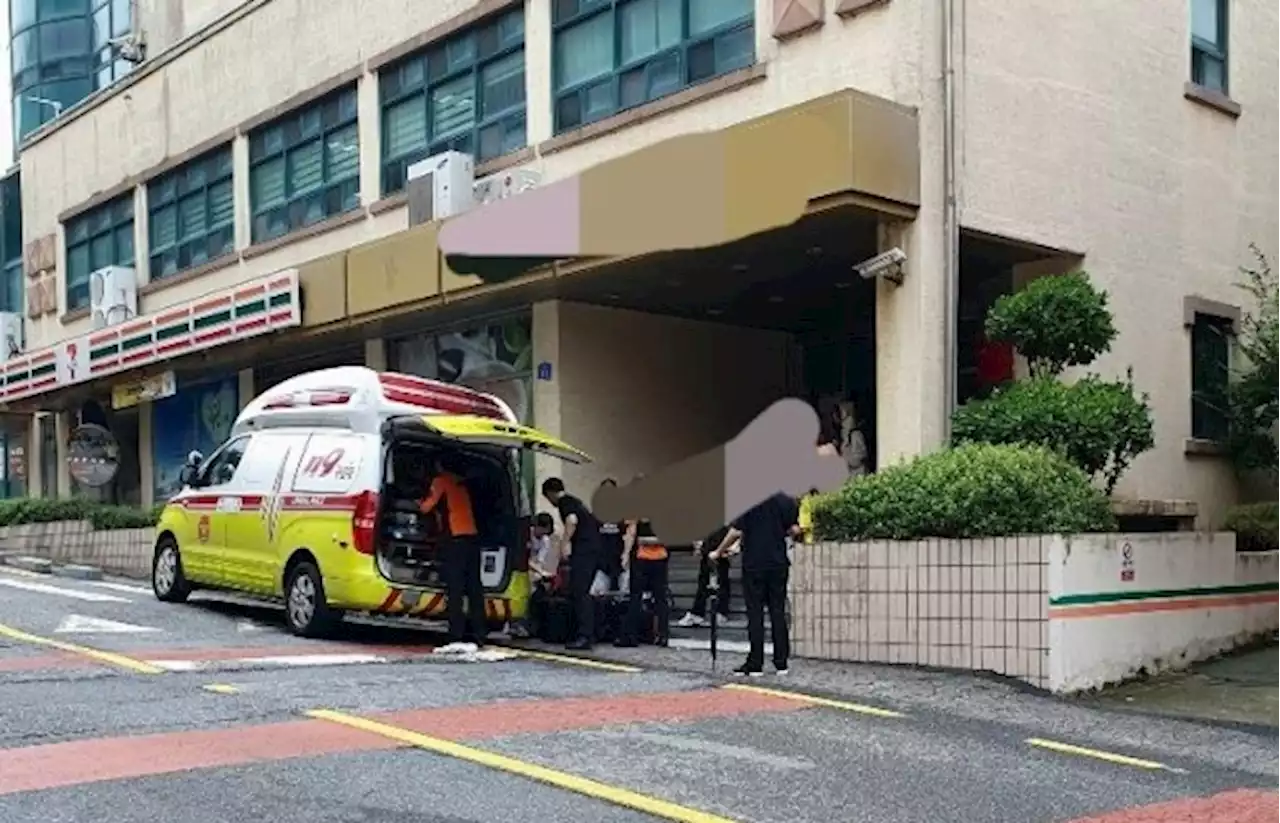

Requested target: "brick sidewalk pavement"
[{"left": 1067, "top": 790, "right": 1279, "bottom": 823}]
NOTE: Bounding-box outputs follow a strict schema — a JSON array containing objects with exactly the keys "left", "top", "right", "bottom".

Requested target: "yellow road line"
[
  {"left": 722, "top": 684, "right": 905, "bottom": 718},
  {"left": 507, "top": 648, "right": 642, "bottom": 673},
  {"left": 307, "top": 709, "right": 738, "bottom": 823},
  {"left": 0, "top": 621, "right": 165, "bottom": 675},
  {"left": 202, "top": 684, "right": 240, "bottom": 695},
  {"left": 1025, "top": 738, "right": 1182, "bottom": 772}
]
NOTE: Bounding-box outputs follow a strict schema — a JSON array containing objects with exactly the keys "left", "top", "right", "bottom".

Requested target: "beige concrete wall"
[
  {"left": 955, "top": 0, "right": 1280, "bottom": 523},
  {"left": 551, "top": 301, "right": 792, "bottom": 497}
]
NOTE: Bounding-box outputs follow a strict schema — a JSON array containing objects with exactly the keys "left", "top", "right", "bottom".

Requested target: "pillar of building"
[
  {"left": 530, "top": 300, "right": 562, "bottom": 494},
  {"left": 356, "top": 72, "right": 382, "bottom": 207},
  {"left": 363, "top": 337, "right": 388, "bottom": 371},
  {"left": 138, "top": 401, "right": 155, "bottom": 507},
  {"left": 232, "top": 135, "right": 252, "bottom": 251},
  {"left": 523, "top": 2, "right": 553, "bottom": 146},
  {"left": 237, "top": 368, "right": 255, "bottom": 410},
  {"left": 54, "top": 410, "right": 71, "bottom": 498}
]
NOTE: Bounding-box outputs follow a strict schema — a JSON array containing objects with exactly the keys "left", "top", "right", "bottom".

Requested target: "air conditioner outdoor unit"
[
  {"left": 89, "top": 265, "right": 138, "bottom": 330},
  {"left": 0, "top": 311, "right": 23, "bottom": 360},
  {"left": 473, "top": 168, "right": 542, "bottom": 207},
  {"left": 407, "top": 151, "right": 476, "bottom": 224}
]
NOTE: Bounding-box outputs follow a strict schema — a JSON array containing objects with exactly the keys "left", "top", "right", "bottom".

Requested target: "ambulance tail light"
[{"left": 352, "top": 491, "right": 379, "bottom": 555}]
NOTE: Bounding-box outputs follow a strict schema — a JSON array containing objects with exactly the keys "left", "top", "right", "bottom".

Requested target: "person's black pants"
[
  {"left": 622, "top": 558, "right": 669, "bottom": 644},
  {"left": 567, "top": 551, "right": 598, "bottom": 644},
  {"left": 690, "top": 550, "right": 731, "bottom": 618},
  {"left": 442, "top": 538, "right": 487, "bottom": 645},
  {"left": 743, "top": 566, "right": 790, "bottom": 671}
]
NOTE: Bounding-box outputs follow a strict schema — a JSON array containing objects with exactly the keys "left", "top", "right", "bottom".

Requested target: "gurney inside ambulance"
[{"left": 375, "top": 442, "right": 519, "bottom": 592}]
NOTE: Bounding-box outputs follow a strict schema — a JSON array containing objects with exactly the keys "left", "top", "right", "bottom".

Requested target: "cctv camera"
[{"left": 853, "top": 247, "right": 907, "bottom": 284}]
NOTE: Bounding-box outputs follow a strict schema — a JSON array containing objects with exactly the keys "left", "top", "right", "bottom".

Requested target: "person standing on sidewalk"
[
  {"left": 596, "top": 478, "right": 627, "bottom": 592},
  {"left": 675, "top": 524, "right": 735, "bottom": 628},
  {"left": 541, "top": 477, "right": 602, "bottom": 650},
  {"left": 615, "top": 517, "right": 671, "bottom": 647},
  {"left": 709, "top": 492, "right": 801, "bottom": 677}
]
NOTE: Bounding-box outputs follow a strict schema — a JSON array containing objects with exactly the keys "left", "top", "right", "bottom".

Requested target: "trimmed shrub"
[
  {"left": 811, "top": 443, "right": 1116, "bottom": 541},
  {"left": 0, "top": 498, "right": 162, "bottom": 530},
  {"left": 1224, "top": 502, "right": 1279, "bottom": 553},
  {"left": 951, "top": 373, "right": 1155, "bottom": 494},
  {"left": 985, "top": 270, "right": 1117, "bottom": 378}
]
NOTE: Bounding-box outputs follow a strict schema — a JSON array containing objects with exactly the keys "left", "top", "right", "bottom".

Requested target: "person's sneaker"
[
  {"left": 675, "top": 612, "right": 706, "bottom": 628},
  {"left": 732, "top": 664, "right": 764, "bottom": 678},
  {"left": 774, "top": 667, "right": 789, "bottom": 676}
]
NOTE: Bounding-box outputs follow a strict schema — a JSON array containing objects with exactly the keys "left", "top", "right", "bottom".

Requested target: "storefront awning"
[
  {"left": 439, "top": 87, "right": 919, "bottom": 279},
  {"left": 0, "top": 270, "right": 300, "bottom": 407}
]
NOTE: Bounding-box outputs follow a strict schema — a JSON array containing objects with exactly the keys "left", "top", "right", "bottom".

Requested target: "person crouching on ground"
[
  {"left": 510, "top": 512, "right": 561, "bottom": 639},
  {"left": 615, "top": 516, "right": 671, "bottom": 648}
]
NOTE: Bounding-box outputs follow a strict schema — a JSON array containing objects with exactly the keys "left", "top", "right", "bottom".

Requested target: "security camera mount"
[{"left": 853, "top": 247, "right": 907, "bottom": 286}]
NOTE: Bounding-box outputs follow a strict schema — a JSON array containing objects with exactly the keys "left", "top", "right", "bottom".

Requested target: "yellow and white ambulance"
[{"left": 151, "top": 366, "right": 590, "bottom": 637}]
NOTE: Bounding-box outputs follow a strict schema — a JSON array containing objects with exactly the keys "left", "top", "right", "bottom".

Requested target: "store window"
[
  {"left": 150, "top": 375, "right": 239, "bottom": 501},
  {"left": 389, "top": 314, "right": 534, "bottom": 509}
]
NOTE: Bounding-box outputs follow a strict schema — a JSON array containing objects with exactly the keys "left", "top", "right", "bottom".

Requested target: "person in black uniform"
[
  {"left": 615, "top": 517, "right": 670, "bottom": 647},
  {"left": 541, "top": 477, "right": 602, "bottom": 650},
  {"left": 710, "top": 492, "right": 801, "bottom": 677},
  {"left": 596, "top": 478, "right": 626, "bottom": 591}
]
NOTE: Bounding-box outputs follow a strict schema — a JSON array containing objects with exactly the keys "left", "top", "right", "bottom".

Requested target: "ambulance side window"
[{"left": 196, "top": 437, "right": 250, "bottom": 489}]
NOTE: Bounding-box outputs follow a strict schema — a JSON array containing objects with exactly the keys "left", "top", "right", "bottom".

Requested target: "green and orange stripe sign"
[
  {"left": 1, "top": 270, "right": 300, "bottom": 403},
  {"left": 1048, "top": 581, "right": 1279, "bottom": 619}
]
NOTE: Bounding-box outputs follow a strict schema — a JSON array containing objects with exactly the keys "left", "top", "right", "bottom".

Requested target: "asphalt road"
[{"left": 0, "top": 564, "right": 1275, "bottom": 823}]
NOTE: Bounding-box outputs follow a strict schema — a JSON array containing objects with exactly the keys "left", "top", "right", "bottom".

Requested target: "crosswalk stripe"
[{"left": 0, "top": 576, "right": 131, "bottom": 603}]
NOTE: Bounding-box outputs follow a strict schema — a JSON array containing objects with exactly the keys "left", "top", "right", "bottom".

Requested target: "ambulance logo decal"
[{"left": 262, "top": 447, "right": 291, "bottom": 544}]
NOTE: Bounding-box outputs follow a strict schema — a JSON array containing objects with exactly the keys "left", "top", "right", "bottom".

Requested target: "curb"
[
  {"left": 2, "top": 555, "right": 54, "bottom": 574},
  {"left": 53, "top": 564, "right": 105, "bottom": 581}
]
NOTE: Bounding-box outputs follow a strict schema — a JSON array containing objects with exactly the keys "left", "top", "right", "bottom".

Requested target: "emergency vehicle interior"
[{"left": 376, "top": 431, "right": 520, "bottom": 591}]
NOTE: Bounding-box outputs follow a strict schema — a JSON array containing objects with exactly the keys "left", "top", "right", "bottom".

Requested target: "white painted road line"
[
  {"left": 85, "top": 580, "right": 152, "bottom": 595},
  {"left": 56, "top": 615, "right": 161, "bottom": 634},
  {"left": 147, "top": 653, "right": 390, "bottom": 672},
  {"left": 0, "top": 576, "right": 131, "bottom": 603}
]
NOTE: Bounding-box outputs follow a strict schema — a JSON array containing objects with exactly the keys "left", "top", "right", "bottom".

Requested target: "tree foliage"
[
  {"left": 985, "top": 271, "right": 1117, "bottom": 378},
  {"left": 1224, "top": 246, "right": 1278, "bottom": 473}
]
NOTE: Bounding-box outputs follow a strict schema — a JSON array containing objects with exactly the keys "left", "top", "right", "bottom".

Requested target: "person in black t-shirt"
[
  {"left": 710, "top": 493, "right": 801, "bottom": 676},
  {"left": 541, "top": 477, "right": 602, "bottom": 650}
]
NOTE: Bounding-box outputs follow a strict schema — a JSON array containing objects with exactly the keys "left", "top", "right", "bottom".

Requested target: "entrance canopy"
[{"left": 438, "top": 87, "right": 919, "bottom": 281}]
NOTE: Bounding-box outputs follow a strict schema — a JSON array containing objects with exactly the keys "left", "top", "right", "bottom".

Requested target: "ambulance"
[{"left": 150, "top": 366, "right": 591, "bottom": 637}]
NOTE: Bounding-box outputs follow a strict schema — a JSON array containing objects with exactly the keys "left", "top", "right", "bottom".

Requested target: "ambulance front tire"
[
  {"left": 152, "top": 537, "right": 191, "bottom": 603},
  {"left": 284, "top": 560, "right": 343, "bottom": 638}
]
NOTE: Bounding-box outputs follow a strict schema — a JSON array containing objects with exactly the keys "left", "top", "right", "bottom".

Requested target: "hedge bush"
[
  {"left": 0, "top": 498, "right": 163, "bottom": 531},
  {"left": 810, "top": 443, "right": 1116, "bottom": 541},
  {"left": 951, "top": 373, "right": 1155, "bottom": 494},
  {"left": 1224, "top": 502, "right": 1279, "bottom": 553}
]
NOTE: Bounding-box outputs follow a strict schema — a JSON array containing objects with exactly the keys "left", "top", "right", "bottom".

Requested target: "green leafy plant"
[
  {"left": 1224, "top": 246, "right": 1278, "bottom": 474},
  {"left": 810, "top": 443, "right": 1115, "bottom": 541},
  {"left": 0, "top": 498, "right": 161, "bottom": 530},
  {"left": 985, "top": 271, "right": 1117, "bottom": 378},
  {"left": 952, "top": 373, "right": 1154, "bottom": 494},
  {"left": 954, "top": 270, "right": 1154, "bottom": 493},
  {"left": 1223, "top": 502, "right": 1279, "bottom": 553}
]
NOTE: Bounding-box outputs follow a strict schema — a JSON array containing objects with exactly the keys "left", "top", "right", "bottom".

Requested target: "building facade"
[{"left": 2, "top": 0, "right": 1275, "bottom": 525}]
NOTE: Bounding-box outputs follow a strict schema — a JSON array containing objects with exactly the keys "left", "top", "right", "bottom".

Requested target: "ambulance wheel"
[
  {"left": 284, "top": 561, "right": 341, "bottom": 638},
  {"left": 152, "top": 537, "right": 191, "bottom": 603}
]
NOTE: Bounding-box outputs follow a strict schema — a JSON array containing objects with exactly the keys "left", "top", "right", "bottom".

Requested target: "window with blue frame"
[
  {"left": 552, "top": 0, "right": 754, "bottom": 134},
  {"left": 1190, "top": 0, "right": 1228, "bottom": 94},
  {"left": 64, "top": 192, "right": 135, "bottom": 312},
  {"left": 0, "top": 172, "right": 23, "bottom": 320},
  {"left": 248, "top": 85, "right": 360, "bottom": 244},
  {"left": 379, "top": 6, "right": 527, "bottom": 196},
  {"left": 147, "top": 145, "right": 235, "bottom": 280}
]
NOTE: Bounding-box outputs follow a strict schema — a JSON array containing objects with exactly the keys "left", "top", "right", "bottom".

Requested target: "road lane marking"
[
  {"left": 56, "top": 615, "right": 161, "bottom": 634},
  {"left": 1025, "top": 738, "right": 1184, "bottom": 772},
  {"left": 307, "top": 709, "right": 740, "bottom": 823},
  {"left": 148, "top": 652, "right": 389, "bottom": 672},
  {"left": 202, "top": 684, "right": 240, "bottom": 695},
  {"left": 594, "top": 730, "right": 815, "bottom": 771},
  {"left": 86, "top": 580, "right": 152, "bottom": 595},
  {"left": 0, "top": 622, "right": 164, "bottom": 675},
  {"left": 0, "top": 576, "right": 131, "bottom": 602},
  {"left": 721, "top": 684, "right": 905, "bottom": 718},
  {"left": 507, "top": 648, "right": 642, "bottom": 673}
]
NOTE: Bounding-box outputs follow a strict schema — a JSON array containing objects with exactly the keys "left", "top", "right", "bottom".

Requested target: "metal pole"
[{"left": 941, "top": 0, "right": 960, "bottom": 439}]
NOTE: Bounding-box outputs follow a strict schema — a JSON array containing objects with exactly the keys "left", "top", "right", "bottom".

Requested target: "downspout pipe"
[{"left": 941, "top": 0, "right": 960, "bottom": 441}]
